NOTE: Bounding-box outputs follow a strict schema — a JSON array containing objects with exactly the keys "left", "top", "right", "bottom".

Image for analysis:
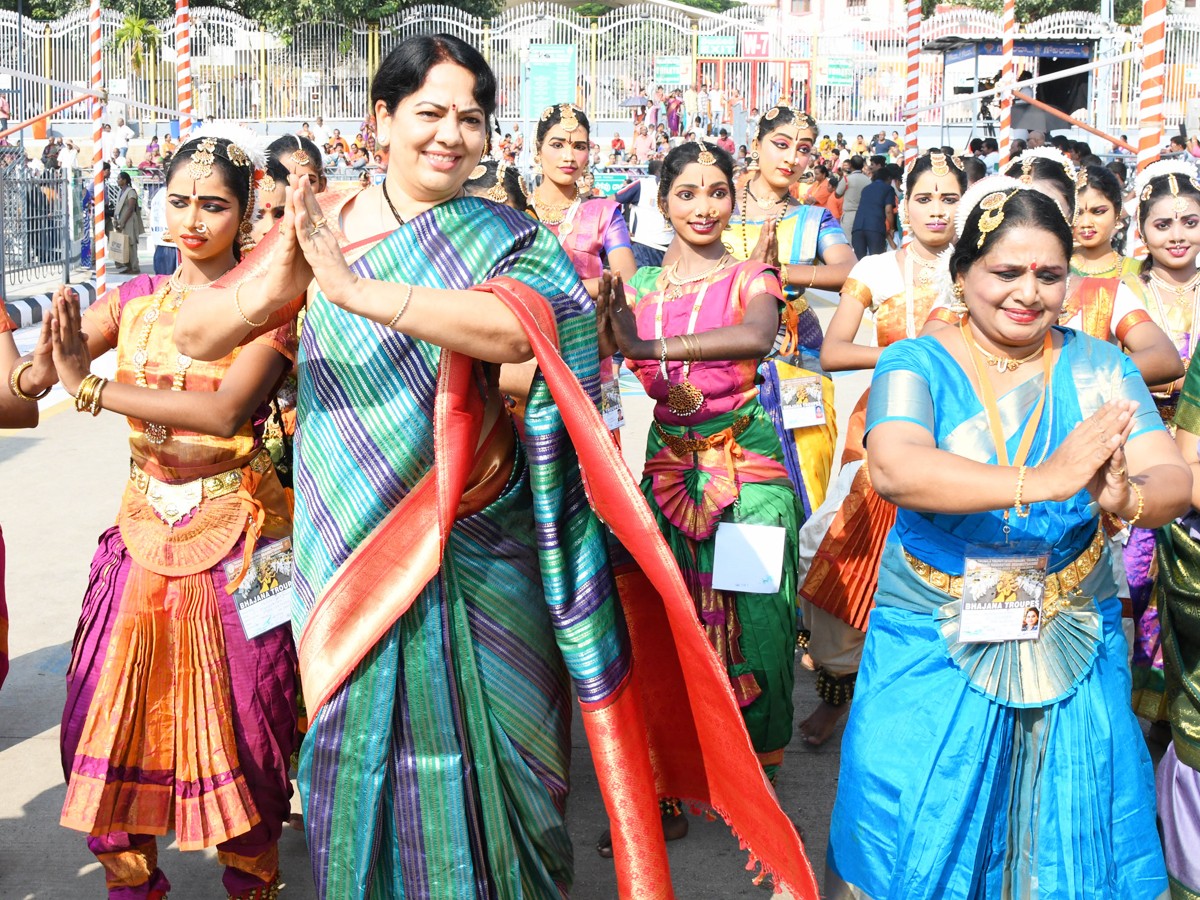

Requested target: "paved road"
[{"left": 0, "top": 289, "right": 868, "bottom": 899}]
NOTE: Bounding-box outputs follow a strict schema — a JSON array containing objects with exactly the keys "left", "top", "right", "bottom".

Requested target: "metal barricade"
[{"left": 0, "top": 157, "right": 71, "bottom": 298}]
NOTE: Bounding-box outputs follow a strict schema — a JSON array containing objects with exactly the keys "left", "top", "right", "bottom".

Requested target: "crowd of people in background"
[{"left": 3, "top": 39, "right": 1200, "bottom": 899}]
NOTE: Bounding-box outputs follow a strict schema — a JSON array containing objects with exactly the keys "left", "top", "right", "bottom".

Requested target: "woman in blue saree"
[
  {"left": 826, "top": 176, "right": 1190, "bottom": 899},
  {"left": 173, "top": 34, "right": 818, "bottom": 900}
]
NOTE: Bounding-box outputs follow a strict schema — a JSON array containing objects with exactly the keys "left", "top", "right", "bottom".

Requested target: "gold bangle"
[
  {"left": 90, "top": 377, "right": 107, "bottom": 416},
  {"left": 692, "top": 333, "right": 703, "bottom": 362},
  {"left": 1127, "top": 480, "right": 1145, "bottom": 526},
  {"left": 233, "top": 282, "right": 268, "bottom": 328},
  {"left": 8, "top": 359, "right": 51, "bottom": 402},
  {"left": 73, "top": 373, "right": 102, "bottom": 413},
  {"left": 386, "top": 283, "right": 415, "bottom": 329},
  {"left": 807, "top": 266, "right": 818, "bottom": 290},
  {"left": 1014, "top": 464, "right": 1029, "bottom": 517}
]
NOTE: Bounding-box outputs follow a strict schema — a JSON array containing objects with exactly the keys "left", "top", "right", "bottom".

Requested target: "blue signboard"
[{"left": 945, "top": 41, "right": 1091, "bottom": 65}]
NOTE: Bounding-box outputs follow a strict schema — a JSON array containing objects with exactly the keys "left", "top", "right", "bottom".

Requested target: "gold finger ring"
[
  {"left": 1113, "top": 465, "right": 1127, "bottom": 476},
  {"left": 312, "top": 217, "right": 328, "bottom": 229},
  {"left": 308, "top": 224, "right": 325, "bottom": 238}
]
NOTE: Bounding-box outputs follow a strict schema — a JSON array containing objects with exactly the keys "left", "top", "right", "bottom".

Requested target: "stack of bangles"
[
  {"left": 73, "top": 374, "right": 107, "bottom": 417},
  {"left": 8, "top": 360, "right": 52, "bottom": 402},
  {"left": 677, "top": 333, "right": 703, "bottom": 362}
]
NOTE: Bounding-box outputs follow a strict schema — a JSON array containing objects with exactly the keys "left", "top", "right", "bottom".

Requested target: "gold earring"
[{"left": 949, "top": 282, "right": 967, "bottom": 316}]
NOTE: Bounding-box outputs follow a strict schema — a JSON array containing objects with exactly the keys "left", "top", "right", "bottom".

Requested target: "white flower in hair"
[
  {"left": 1005, "top": 146, "right": 1077, "bottom": 182},
  {"left": 1133, "top": 158, "right": 1200, "bottom": 207},
  {"left": 954, "top": 174, "right": 1026, "bottom": 240},
  {"left": 932, "top": 243, "right": 958, "bottom": 310}
]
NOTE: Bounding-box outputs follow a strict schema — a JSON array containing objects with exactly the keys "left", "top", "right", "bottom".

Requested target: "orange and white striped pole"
[
  {"left": 997, "top": 0, "right": 1016, "bottom": 162},
  {"left": 176, "top": 0, "right": 192, "bottom": 136},
  {"left": 903, "top": 0, "right": 921, "bottom": 167},
  {"left": 89, "top": 0, "right": 106, "bottom": 299},
  {"left": 1136, "top": 0, "right": 1167, "bottom": 175}
]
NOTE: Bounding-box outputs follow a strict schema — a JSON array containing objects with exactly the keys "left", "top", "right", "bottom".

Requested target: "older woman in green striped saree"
[{"left": 174, "top": 33, "right": 818, "bottom": 900}]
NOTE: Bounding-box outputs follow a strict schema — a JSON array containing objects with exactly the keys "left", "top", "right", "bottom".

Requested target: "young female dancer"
[
  {"left": 796, "top": 149, "right": 967, "bottom": 745},
  {"left": 19, "top": 130, "right": 299, "bottom": 898}
]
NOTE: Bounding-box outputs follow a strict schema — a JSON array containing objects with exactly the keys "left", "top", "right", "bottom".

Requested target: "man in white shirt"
[
  {"left": 312, "top": 116, "right": 329, "bottom": 148},
  {"left": 683, "top": 84, "right": 698, "bottom": 134},
  {"left": 114, "top": 117, "right": 135, "bottom": 153},
  {"left": 710, "top": 86, "right": 725, "bottom": 129}
]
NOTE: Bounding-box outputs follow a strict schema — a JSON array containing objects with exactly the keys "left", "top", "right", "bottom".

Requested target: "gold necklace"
[
  {"left": 737, "top": 186, "right": 786, "bottom": 262},
  {"left": 906, "top": 246, "right": 940, "bottom": 286},
  {"left": 533, "top": 188, "right": 579, "bottom": 227},
  {"left": 971, "top": 336, "right": 1047, "bottom": 374},
  {"left": 1070, "top": 251, "right": 1120, "bottom": 276},
  {"left": 745, "top": 181, "right": 788, "bottom": 212},
  {"left": 665, "top": 253, "right": 730, "bottom": 301},
  {"left": 134, "top": 278, "right": 206, "bottom": 444}
]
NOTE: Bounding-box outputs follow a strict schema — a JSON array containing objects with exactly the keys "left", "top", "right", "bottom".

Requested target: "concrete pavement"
[{"left": 0, "top": 288, "right": 869, "bottom": 899}]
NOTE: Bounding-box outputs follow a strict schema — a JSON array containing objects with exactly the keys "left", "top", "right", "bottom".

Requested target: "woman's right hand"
[
  {"left": 748, "top": 216, "right": 780, "bottom": 270},
  {"left": 259, "top": 180, "right": 315, "bottom": 303},
  {"left": 1032, "top": 400, "right": 1135, "bottom": 502}
]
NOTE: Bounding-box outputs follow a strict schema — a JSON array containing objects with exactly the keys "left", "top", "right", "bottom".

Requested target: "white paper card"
[
  {"left": 711, "top": 522, "right": 786, "bottom": 594},
  {"left": 779, "top": 375, "right": 826, "bottom": 430},
  {"left": 225, "top": 537, "right": 294, "bottom": 640},
  {"left": 957, "top": 551, "right": 1048, "bottom": 643},
  {"left": 600, "top": 378, "right": 625, "bottom": 431}
]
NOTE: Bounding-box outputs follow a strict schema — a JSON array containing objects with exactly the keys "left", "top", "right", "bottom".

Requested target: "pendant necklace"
[{"left": 656, "top": 258, "right": 730, "bottom": 416}]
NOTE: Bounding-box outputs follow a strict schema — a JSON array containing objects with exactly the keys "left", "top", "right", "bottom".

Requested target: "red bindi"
[{"left": 1030, "top": 262, "right": 1038, "bottom": 271}]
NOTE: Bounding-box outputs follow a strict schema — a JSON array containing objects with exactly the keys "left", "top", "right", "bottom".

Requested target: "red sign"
[{"left": 741, "top": 31, "right": 772, "bottom": 58}]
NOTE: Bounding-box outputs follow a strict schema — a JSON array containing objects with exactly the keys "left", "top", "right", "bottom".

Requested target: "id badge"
[
  {"left": 958, "top": 543, "right": 1049, "bottom": 643},
  {"left": 600, "top": 375, "right": 625, "bottom": 431},
  {"left": 224, "top": 537, "right": 294, "bottom": 640},
  {"left": 779, "top": 375, "right": 826, "bottom": 430},
  {"left": 712, "top": 521, "right": 787, "bottom": 594}
]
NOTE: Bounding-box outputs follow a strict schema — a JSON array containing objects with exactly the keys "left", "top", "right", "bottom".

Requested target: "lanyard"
[{"left": 961, "top": 323, "right": 1054, "bottom": 469}]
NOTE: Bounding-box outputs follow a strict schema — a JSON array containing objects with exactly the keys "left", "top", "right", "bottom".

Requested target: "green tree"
[{"left": 920, "top": 0, "right": 1141, "bottom": 26}]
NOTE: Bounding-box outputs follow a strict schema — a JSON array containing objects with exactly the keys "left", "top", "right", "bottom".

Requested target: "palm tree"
[{"left": 112, "top": 8, "right": 162, "bottom": 132}]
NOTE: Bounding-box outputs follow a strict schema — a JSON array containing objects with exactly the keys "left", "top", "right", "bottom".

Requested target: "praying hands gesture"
[
  {"left": 594, "top": 270, "right": 638, "bottom": 360},
  {"left": 747, "top": 216, "right": 780, "bottom": 271},
  {"left": 290, "top": 174, "right": 359, "bottom": 308}
]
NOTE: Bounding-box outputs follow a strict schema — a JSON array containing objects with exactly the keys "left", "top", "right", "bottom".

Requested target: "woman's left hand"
[
  {"left": 291, "top": 175, "right": 358, "bottom": 308},
  {"left": 1089, "top": 412, "right": 1137, "bottom": 512},
  {"left": 50, "top": 291, "right": 92, "bottom": 396}
]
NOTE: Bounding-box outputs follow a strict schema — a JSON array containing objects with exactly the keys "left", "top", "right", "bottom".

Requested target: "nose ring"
[{"left": 194, "top": 223, "right": 208, "bottom": 235}]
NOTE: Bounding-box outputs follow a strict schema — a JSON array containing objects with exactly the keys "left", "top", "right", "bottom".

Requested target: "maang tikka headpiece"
[{"left": 976, "top": 190, "right": 1015, "bottom": 249}]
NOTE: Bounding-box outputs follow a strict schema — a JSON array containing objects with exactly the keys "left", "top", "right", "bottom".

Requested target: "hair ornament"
[
  {"left": 1010, "top": 146, "right": 1077, "bottom": 184},
  {"left": 258, "top": 173, "right": 277, "bottom": 195},
  {"left": 762, "top": 105, "right": 816, "bottom": 130},
  {"left": 558, "top": 104, "right": 582, "bottom": 133},
  {"left": 1075, "top": 167, "right": 1088, "bottom": 192},
  {"left": 929, "top": 150, "right": 951, "bottom": 178},
  {"left": 469, "top": 163, "right": 487, "bottom": 181},
  {"left": 696, "top": 140, "right": 717, "bottom": 166},
  {"left": 975, "top": 189, "right": 1015, "bottom": 248},
  {"left": 1133, "top": 158, "right": 1200, "bottom": 217},
  {"left": 954, "top": 174, "right": 1026, "bottom": 243},
  {"left": 185, "top": 137, "right": 217, "bottom": 181},
  {"left": 1019, "top": 157, "right": 1035, "bottom": 186},
  {"left": 949, "top": 154, "right": 964, "bottom": 171}
]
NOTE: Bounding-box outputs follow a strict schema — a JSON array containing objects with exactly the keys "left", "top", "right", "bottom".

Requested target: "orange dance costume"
[
  {"left": 59, "top": 274, "right": 299, "bottom": 899},
  {"left": 798, "top": 250, "right": 943, "bottom": 701}
]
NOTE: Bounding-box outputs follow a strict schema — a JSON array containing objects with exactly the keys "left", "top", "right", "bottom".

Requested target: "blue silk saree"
[{"left": 827, "top": 329, "right": 1169, "bottom": 900}]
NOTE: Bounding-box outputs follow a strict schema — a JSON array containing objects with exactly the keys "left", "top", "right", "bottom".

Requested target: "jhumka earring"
[
  {"left": 949, "top": 282, "right": 968, "bottom": 317},
  {"left": 748, "top": 150, "right": 760, "bottom": 172}
]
